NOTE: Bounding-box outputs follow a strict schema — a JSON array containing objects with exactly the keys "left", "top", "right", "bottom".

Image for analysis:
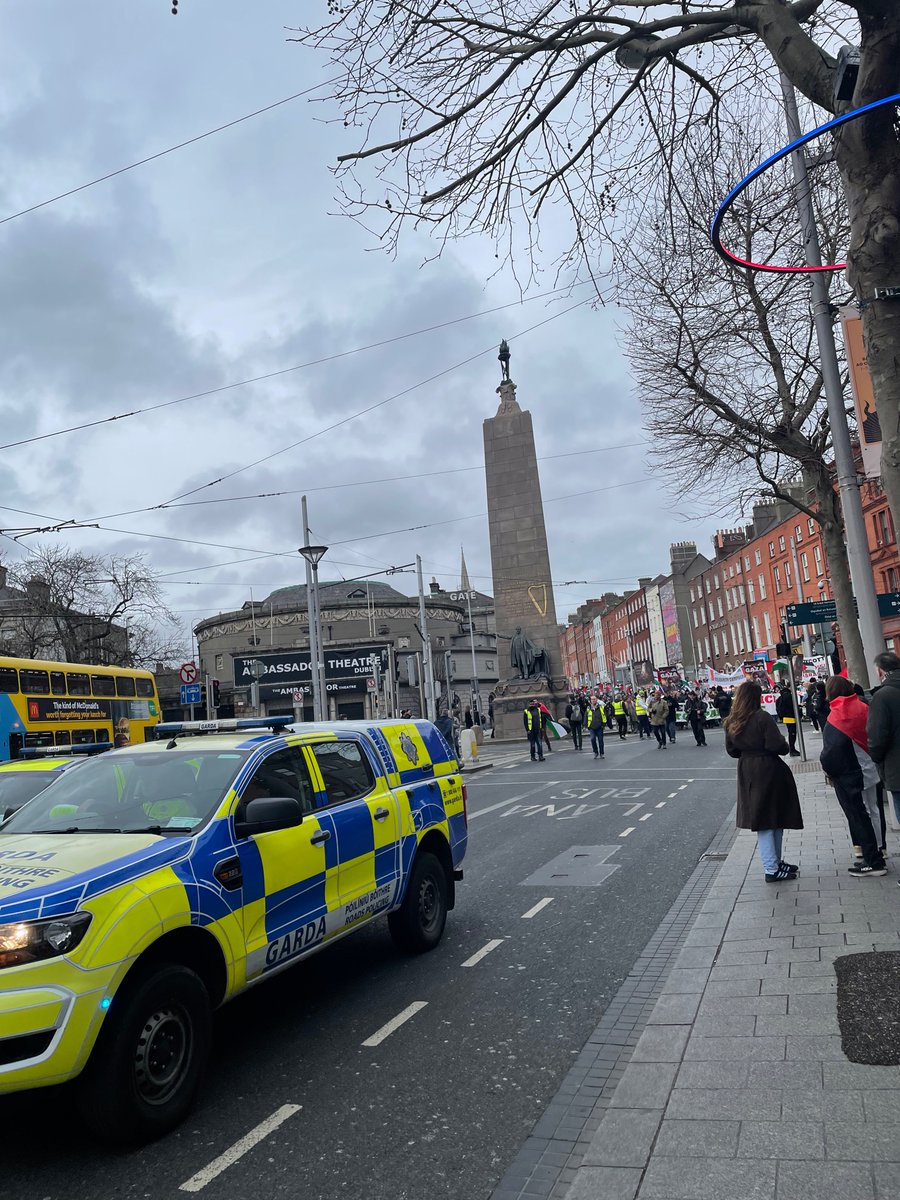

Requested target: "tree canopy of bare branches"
[
  {"left": 296, "top": 1, "right": 900, "bottom": 546},
  {"left": 2, "top": 547, "right": 184, "bottom": 668}
]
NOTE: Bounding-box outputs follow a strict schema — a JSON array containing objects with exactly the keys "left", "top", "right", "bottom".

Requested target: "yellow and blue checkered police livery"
[{"left": 0, "top": 716, "right": 466, "bottom": 1141}]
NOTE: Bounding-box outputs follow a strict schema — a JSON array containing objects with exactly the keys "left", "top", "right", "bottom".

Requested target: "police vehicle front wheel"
[
  {"left": 389, "top": 851, "right": 448, "bottom": 953},
  {"left": 79, "top": 963, "right": 212, "bottom": 1143}
]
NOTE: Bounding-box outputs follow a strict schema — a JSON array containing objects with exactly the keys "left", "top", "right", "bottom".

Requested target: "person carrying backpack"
[{"left": 566, "top": 698, "right": 584, "bottom": 750}]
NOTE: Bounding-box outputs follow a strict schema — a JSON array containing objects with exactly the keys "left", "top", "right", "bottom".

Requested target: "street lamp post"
[
  {"left": 465, "top": 589, "right": 482, "bottom": 726},
  {"left": 299, "top": 496, "right": 328, "bottom": 722}
]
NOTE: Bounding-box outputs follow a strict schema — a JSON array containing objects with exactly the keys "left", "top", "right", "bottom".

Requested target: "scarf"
[{"left": 827, "top": 693, "right": 869, "bottom": 752}]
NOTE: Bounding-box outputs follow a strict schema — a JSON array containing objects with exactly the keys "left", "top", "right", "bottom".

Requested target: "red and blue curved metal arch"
[{"left": 710, "top": 92, "right": 900, "bottom": 275}]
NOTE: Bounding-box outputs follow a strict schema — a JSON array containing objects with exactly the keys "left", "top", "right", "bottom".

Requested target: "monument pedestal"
[{"left": 491, "top": 675, "right": 568, "bottom": 741}]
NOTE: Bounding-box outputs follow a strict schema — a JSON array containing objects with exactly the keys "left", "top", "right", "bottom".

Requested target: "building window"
[
  {"left": 717, "top": 597, "right": 724, "bottom": 617},
  {"left": 763, "top": 611, "right": 773, "bottom": 643},
  {"left": 768, "top": 542, "right": 775, "bottom": 558},
  {"left": 808, "top": 517, "right": 816, "bottom": 535},
  {"left": 703, "top": 637, "right": 710, "bottom": 659},
  {"left": 215, "top": 654, "right": 224, "bottom": 672},
  {"left": 744, "top": 555, "right": 751, "bottom": 570},
  {"left": 800, "top": 553, "right": 810, "bottom": 583},
  {"left": 778, "top": 536, "right": 786, "bottom": 552},
  {"left": 712, "top": 632, "right": 719, "bottom": 656},
  {"left": 795, "top": 525, "right": 802, "bottom": 543},
  {"left": 693, "top": 610, "right": 699, "bottom": 628},
  {"left": 884, "top": 569, "right": 900, "bottom": 594},
  {"left": 705, "top": 579, "right": 711, "bottom": 595},
  {"left": 785, "top": 561, "right": 792, "bottom": 590},
  {"left": 875, "top": 509, "right": 895, "bottom": 545},
  {"left": 758, "top": 574, "right": 767, "bottom": 600},
  {"left": 714, "top": 574, "right": 721, "bottom": 589},
  {"left": 774, "top": 566, "right": 782, "bottom": 594},
  {"left": 755, "top": 548, "right": 762, "bottom": 566},
  {"left": 814, "top": 546, "right": 823, "bottom": 575},
  {"left": 738, "top": 585, "right": 745, "bottom": 605},
  {"left": 753, "top": 616, "right": 761, "bottom": 645},
  {"left": 726, "top": 590, "right": 732, "bottom": 611},
  {"left": 748, "top": 579, "right": 756, "bottom": 604}
]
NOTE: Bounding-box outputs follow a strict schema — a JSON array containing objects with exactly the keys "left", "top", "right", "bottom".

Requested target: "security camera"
[{"left": 817, "top": 581, "right": 826, "bottom": 592}]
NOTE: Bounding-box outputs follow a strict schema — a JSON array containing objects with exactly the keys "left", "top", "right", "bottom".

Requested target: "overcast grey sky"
[{"left": 0, "top": 2, "right": 726, "bottom": 650}]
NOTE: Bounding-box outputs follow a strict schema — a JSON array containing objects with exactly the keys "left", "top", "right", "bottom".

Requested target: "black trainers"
[
  {"left": 779, "top": 860, "right": 799, "bottom": 873},
  {"left": 848, "top": 863, "right": 887, "bottom": 877},
  {"left": 765, "top": 864, "right": 799, "bottom": 882}
]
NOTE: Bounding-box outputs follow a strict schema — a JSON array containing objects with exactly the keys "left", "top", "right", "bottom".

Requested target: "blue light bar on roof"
[
  {"left": 152, "top": 717, "right": 294, "bottom": 738},
  {"left": 19, "top": 742, "right": 114, "bottom": 758}
]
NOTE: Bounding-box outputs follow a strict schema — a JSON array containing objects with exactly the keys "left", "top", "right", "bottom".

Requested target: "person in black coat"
[
  {"left": 725, "top": 681, "right": 803, "bottom": 882},
  {"left": 820, "top": 676, "right": 886, "bottom": 875},
  {"left": 684, "top": 692, "right": 706, "bottom": 746},
  {"left": 775, "top": 685, "right": 800, "bottom": 756},
  {"left": 867, "top": 651, "right": 900, "bottom": 827}
]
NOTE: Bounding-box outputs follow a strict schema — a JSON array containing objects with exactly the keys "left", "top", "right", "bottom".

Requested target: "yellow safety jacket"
[
  {"left": 613, "top": 700, "right": 625, "bottom": 716},
  {"left": 586, "top": 706, "right": 603, "bottom": 729},
  {"left": 524, "top": 708, "right": 542, "bottom": 732},
  {"left": 635, "top": 696, "right": 648, "bottom": 716}
]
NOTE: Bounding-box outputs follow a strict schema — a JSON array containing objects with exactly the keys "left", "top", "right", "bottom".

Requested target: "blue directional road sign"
[
  {"left": 180, "top": 683, "right": 202, "bottom": 706},
  {"left": 878, "top": 592, "right": 900, "bottom": 617},
  {"left": 786, "top": 599, "right": 837, "bottom": 624}
]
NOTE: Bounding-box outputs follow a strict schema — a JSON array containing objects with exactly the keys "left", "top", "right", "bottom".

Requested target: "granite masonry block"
[
  {"left": 660, "top": 968, "right": 711, "bottom": 994},
  {"left": 754, "top": 1014, "right": 840, "bottom": 1036},
  {"left": 630, "top": 1025, "right": 690, "bottom": 1063},
  {"left": 665, "top": 1087, "right": 780, "bottom": 1121},
  {"left": 608, "top": 1063, "right": 678, "bottom": 1110},
  {"left": 683, "top": 1034, "right": 785, "bottom": 1061},
  {"left": 704, "top": 979, "right": 763, "bottom": 999},
  {"left": 780, "top": 1091, "right": 864, "bottom": 1122},
  {"left": 746, "top": 1061, "right": 823, "bottom": 1090},
  {"left": 580, "top": 1108, "right": 663, "bottom": 1168},
  {"left": 653, "top": 1118, "right": 740, "bottom": 1158},
  {"left": 692, "top": 1014, "right": 758, "bottom": 1037},
  {"left": 785, "top": 1034, "right": 847, "bottom": 1061},
  {"left": 825, "top": 1122, "right": 900, "bottom": 1161},
  {"left": 638, "top": 1156, "right": 776, "bottom": 1200},
  {"left": 646, "top": 993, "right": 701, "bottom": 1025},
  {"left": 698, "top": 995, "right": 786, "bottom": 1017},
  {"left": 775, "top": 1160, "right": 874, "bottom": 1200},
  {"left": 861, "top": 1090, "right": 900, "bottom": 1122},
  {"left": 737, "top": 1119, "right": 824, "bottom": 1159},
  {"left": 566, "top": 1166, "right": 642, "bottom": 1200},
  {"left": 674, "top": 945, "right": 719, "bottom": 969}
]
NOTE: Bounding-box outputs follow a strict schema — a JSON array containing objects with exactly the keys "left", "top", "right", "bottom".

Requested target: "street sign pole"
[{"left": 786, "top": 653, "right": 807, "bottom": 763}]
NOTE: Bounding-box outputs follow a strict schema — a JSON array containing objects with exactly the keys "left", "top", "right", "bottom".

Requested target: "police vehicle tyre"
[
  {"left": 388, "top": 851, "right": 448, "bottom": 953},
  {"left": 78, "top": 963, "right": 212, "bottom": 1144}
]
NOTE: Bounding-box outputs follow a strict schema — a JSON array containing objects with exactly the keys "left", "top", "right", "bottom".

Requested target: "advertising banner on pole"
[{"left": 840, "top": 307, "right": 881, "bottom": 480}]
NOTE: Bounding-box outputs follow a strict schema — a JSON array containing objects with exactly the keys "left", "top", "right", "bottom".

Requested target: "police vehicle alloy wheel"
[
  {"left": 78, "top": 964, "right": 211, "bottom": 1143},
  {"left": 388, "top": 851, "right": 448, "bottom": 953}
]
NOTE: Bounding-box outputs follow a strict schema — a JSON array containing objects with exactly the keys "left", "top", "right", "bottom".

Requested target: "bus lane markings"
[
  {"left": 362, "top": 1001, "right": 429, "bottom": 1047},
  {"left": 179, "top": 1104, "right": 302, "bottom": 1192},
  {"left": 469, "top": 785, "right": 561, "bottom": 820},
  {"left": 522, "top": 897, "right": 555, "bottom": 919},
  {"left": 462, "top": 938, "right": 505, "bottom": 967}
]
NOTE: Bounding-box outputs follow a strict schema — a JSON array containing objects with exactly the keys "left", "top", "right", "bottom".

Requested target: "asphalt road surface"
[{"left": 1, "top": 726, "right": 738, "bottom": 1200}]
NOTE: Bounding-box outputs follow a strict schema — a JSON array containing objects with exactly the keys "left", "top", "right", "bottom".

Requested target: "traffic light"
[{"left": 212, "top": 679, "right": 220, "bottom": 707}]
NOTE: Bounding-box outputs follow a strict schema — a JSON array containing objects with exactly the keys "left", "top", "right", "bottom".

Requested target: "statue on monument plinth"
[{"left": 507, "top": 626, "right": 550, "bottom": 679}]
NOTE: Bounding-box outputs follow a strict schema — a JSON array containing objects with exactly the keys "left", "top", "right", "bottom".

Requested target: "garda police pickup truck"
[{"left": 0, "top": 717, "right": 467, "bottom": 1142}]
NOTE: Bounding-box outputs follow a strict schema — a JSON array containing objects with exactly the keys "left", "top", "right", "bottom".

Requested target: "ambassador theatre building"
[{"left": 194, "top": 580, "right": 479, "bottom": 720}]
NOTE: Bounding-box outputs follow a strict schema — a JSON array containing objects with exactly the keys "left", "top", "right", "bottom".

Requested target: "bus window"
[
  {"left": 116, "top": 676, "right": 136, "bottom": 697},
  {"left": 68, "top": 673, "right": 90, "bottom": 696},
  {"left": 9, "top": 733, "right": 22, "bottom": 760},
  {"left": 0, "top": 666, "right": 19, "bottom": 694},
  {"left": 72, "top": 729, "right": 95, "bottom": 745},
  {"left": 50, "top": 671, "right": 67, "bottom": 695},
  {"left": 20, "top": 669, "right": 50, "bottom": 695},
  {"left": 24, "top": 732, "right": 54, "bottom": 748},
  {"left": 136, "top": 677, "right": 155, "bottom": 698},
  {"left": 91, "top": 675, "right": 116, "bottom": 697},
  {"left": 55, "top": 730, "right": 72, "bottom": 746}
]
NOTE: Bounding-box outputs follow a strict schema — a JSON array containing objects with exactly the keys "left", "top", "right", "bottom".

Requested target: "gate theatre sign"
[{"left": 233, "top": 646, "right": 389, "bottom": 698}]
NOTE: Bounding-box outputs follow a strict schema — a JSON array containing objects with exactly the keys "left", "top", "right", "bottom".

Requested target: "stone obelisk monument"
[{"left": 483, "top": 341, "right": 563, "bottom": 738}]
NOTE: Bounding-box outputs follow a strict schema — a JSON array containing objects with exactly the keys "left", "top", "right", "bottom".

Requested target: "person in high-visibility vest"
[
  {"left": 634, "top": 692, "right": 651, "bottom": 740},
  {"left": 585, "top": 698, "right": 605, "bottom": 759},
  {"left": 523, "top": 699, "right": 545, "bottom": 762},
  {"left": 613, "top": 695, "right": 628, "bottom": 740}
]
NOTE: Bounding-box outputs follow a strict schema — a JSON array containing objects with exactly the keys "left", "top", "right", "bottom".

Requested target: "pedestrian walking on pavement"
[
  {"left": 866, "top": 651, "right": 900, "bottom": 844},
  {"left": 523, "top": 698, "right": 545, "bottom": 762},
  {"left": 625, "top": 695, "right": 638, "bottom": 734},
  {"left": 566, "top": 698, "right": 584, "bottom": 750},
  {"left": 613, "top": 694, "right": 628, "bottom": 739},
  {"left": 635, "top": 691, "right": 651, "bottom": 740},
  {"left": 538, "top": 701, "right": 554, "bottom": 753},
  {"left": 805, "top": 687, "right": 820, "bottom": 732},
  {"left": 649, "top": 693, "right": 669, "bottom": 749},
  {"left": 775, "top": 685, "right": 801, "bottom": 756},
  {"left": 820, "top": 676, "right": 887, "bottom": 877},
  {"left": 684, "top": 692, "right": 707, "bottom": 746},
  {"left": 586, "top": 698, "right": 605, "bottom": 759},
  {"left": 665, "top": 691, "right": 678, "bottom": 744},
  {"left": 725, "top": 681, "right": 803, "bottom": 882}
]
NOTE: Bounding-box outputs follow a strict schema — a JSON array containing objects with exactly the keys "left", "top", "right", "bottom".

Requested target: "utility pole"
[
  {"left": 465, "top": 588, "right": 482, "bottom": 725},
  {"left": 780, "top": 75, "right": 882, "bottom": 688},
  {"left": 789, "top": 536, "right": 813, "bottom": 657},
  {"left": 300, "top": 497, "right": 328, "bottom": 721},
  {"left": 416, "top": 555, "right": 437, "bottom": 721}
]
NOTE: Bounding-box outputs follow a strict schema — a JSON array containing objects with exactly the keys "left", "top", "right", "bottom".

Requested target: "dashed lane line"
[
  {"left": 362, "top": 1001, "right": 429, "bottom": 1048},
  {"left": 462, "top": 939, "right": 505, "bottom": 967},
  {"left": 678, "top": 784, "right": 688, "bottom": 790},
  {"left": 667, "top": 792, "right": 678, "bottom": 798},
  {"left": 639, "top": 813, "right": 652, "bottom": 821},
  {"left": 619, "top": 827, "right": 635, "bottom": 838},
  {"left": 521, "top": 897, "right": 555, "bottom": 919},
  {"left": 179, "top": 1105, "right": 302, "bottom": 1192},
  {"left": 656, "top": 802, "right": 667, "bottom": 808}
]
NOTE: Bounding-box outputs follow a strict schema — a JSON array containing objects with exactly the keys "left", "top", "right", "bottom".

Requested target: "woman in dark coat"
[{"left": 725, "top": 681, "right": 803, "bottom": 882}]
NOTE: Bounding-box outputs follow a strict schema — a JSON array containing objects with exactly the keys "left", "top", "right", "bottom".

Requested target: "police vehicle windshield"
[
  {"left": 0, "top": 770, "right": 68, "bottom": 818},
  {"left": 0, "top": 749, "right": 250, "bottom": 836}
]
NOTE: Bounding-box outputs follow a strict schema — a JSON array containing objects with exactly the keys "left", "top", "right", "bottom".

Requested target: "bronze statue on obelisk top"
[{"left": 483, "top": 341, "right": 564, "bottom": 738}]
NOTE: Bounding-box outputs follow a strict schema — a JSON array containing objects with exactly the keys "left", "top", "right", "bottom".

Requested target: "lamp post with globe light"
[{"left": 300, "top": 496, "right": 328, "bottom": 721}]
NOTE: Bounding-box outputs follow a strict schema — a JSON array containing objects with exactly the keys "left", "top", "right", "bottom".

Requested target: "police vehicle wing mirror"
[{"left": 234, "top": 796, "right": 305, "bottom": 839}]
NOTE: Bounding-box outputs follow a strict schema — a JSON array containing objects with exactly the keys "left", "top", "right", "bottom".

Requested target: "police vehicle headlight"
[{"left": 0, "top": 912, "right": 92, "bottom": 969}]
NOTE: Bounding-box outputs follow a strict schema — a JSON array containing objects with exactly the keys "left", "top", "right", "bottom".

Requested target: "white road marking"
[
  {"left": 361, "top": 1000, "right": 429, "bottom": 1047},
  {"left": 179, "top": 1105, "right": 302, "bottom": 1192},
  {"left": 619, "top": 827, "right": 635, "bottom": 838},
  {"left": 656, "top": 802, "right": 667, "bottom": 808},
  {"left": 678, "top": 784, "right": 688, "bottom": 790},
  {"left": 639, "top": 813, "right": 652, "bottom": 821},
  {"left": 667, "top": 792, "right": 678, "bottom": 798},
  {"left": 622, "top": 803, "right": 643, "bottom": 817},
  {"left": 522, "top": 897, "right": 555, "bottom": 919},
  {"left": 462, "top": 938, "right": 505, "bottom": 967},
  {"left": 469, "top": 789, "right": 556, "bottom": 819}
]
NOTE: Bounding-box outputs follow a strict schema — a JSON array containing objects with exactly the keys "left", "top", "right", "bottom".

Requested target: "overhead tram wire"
[
  {"left": 0, "top": 283, "right": 593, "bottom": 455},
  {"left": 77, "top": 440, "right": 648, "bottom": 524},
  {"left": 0, "top": 80, "right": 338, "bottom": 228},
  {"left": 157, "top": 297, "right": 592, "bottom": 507}
]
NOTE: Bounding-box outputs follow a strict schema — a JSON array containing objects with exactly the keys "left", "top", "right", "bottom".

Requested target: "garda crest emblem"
[{"left": 399, "top": 732, "right": 419, "bottom": 765}]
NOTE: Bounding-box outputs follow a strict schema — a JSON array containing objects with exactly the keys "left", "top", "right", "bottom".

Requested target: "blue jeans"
[
  {"left": 756, "top": 829, "right": 784, "bottom": 875},
  {"left": 590, "top": 727, "right": 605, "bottom": 757},
  {"left": 666, "top": 718, "right": 676, "bottom": 743}
]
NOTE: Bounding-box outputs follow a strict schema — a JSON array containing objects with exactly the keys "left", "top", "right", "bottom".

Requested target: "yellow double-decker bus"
[{"left": 0, "top": 657, "right": 160, "bottom": 761}]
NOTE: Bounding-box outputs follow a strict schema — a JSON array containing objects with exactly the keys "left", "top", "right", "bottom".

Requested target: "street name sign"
[{"left": 786, "top": 600, "right": 836, "bottom": 624}]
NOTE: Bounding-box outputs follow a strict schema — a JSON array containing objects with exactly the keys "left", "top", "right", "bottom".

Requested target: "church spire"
[{"left": 460, "top": 545, "right": 471, "bottom": 592}]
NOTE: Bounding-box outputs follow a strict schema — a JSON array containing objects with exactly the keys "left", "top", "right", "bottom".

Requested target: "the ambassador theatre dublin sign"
[{"left": 232, "top": 646, "right": 390, "bottom": 700}]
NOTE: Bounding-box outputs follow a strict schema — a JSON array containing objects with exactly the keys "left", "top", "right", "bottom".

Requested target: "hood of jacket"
[{"left": 828, "top": 693, "right": 869, "bottom": 752}]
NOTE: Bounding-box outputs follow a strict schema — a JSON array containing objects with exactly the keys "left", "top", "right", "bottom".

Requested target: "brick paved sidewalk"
[{"left": 565, "top": 757, "right": 900, "bottom": 1200}]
